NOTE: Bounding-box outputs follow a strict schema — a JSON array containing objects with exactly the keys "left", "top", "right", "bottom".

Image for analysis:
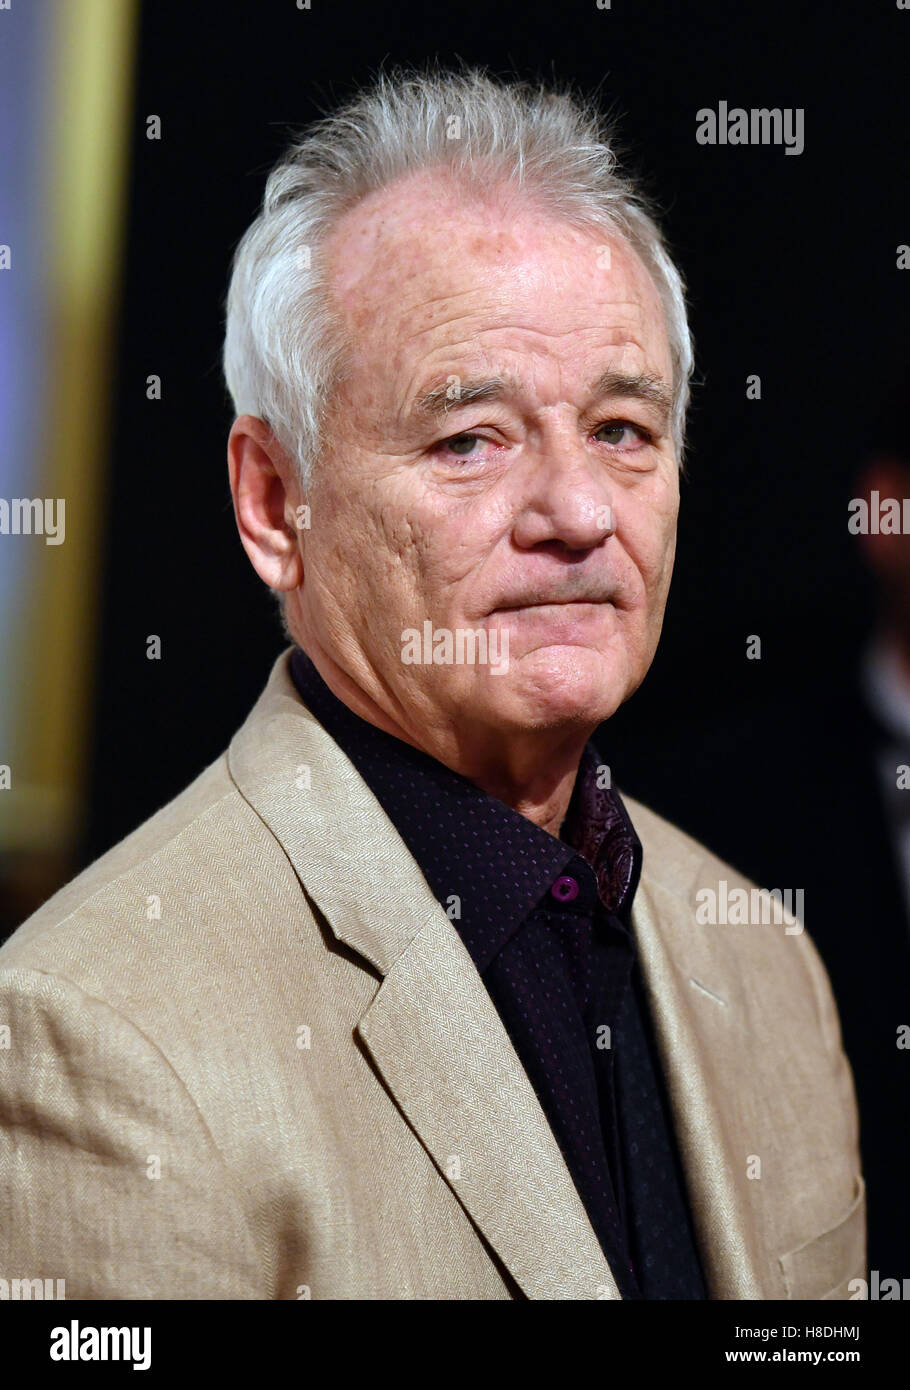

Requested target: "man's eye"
[
  {"left": 440, "top": 433, "right": 482, "bottom": 457},
  {"left": 435, "top": 423, "right": 649, "bottom": 458},
  {"left": 594, "top": 421, "right": 649, "bottom": 448}
]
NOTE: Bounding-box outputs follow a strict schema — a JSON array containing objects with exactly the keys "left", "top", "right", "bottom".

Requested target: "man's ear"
[{"left": 227, "top": 415, "right": 305, "bottom": 591}]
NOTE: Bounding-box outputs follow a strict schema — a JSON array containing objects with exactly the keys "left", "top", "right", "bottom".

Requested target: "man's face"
[{"left": 290, "top": 170, "right": 679, "bottom": 742}]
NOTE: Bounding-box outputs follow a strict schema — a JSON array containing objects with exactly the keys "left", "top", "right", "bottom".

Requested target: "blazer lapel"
[
  {"left": 357, "top": 909, "right": 621, "bottom": 1299},
  {"left": 630, "top": 874, "right": 766, "bottom": 1298},
  {"left": 229, "top": 651, "right": 620, "bottom": 1300}
]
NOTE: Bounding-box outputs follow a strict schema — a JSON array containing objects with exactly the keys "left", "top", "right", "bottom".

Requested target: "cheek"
[
  {"left": 626, "top": 488, "right": 678, "bottom": 591},
  {"left": 382, "top": 490, "right": 496, "bottom": 600},
  {"left": 311, "top": 468, "right": 415, "bottom": 590}
]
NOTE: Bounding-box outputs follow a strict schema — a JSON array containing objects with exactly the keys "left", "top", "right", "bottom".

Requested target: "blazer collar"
[{"left": 228, "top": 649, "right": 765, "bottom": 1299}]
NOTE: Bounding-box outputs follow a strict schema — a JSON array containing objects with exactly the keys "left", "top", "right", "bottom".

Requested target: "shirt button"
[{"left": 551, "top": 875, "right": 580, "bottom": 903}]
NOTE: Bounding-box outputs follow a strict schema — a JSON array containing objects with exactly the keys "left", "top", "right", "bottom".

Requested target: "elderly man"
[{"left": 0, "top": 68, "right": 864, "bottom": 1300}]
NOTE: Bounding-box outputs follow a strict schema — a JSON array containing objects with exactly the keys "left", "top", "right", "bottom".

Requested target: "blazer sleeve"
[{"left": 0, "top": 966, "right": 267, "bottom": 1299}]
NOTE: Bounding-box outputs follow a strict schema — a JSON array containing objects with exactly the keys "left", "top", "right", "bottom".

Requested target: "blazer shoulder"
[
  {"left": 620, "top": 790, "right": 756, "bottom": 898},
  {"left": 0, "top": 752, "right": 251, "bottom": 969},
  {"left": 621, "top": 789, "right": 846, "bottom": 1062}
]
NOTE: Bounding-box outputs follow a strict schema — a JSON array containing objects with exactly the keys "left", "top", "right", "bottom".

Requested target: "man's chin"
[{"left": 467, "top": 646, "right": 629, "bottom": 731}]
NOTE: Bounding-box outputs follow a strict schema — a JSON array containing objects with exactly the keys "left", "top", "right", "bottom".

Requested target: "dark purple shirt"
[{"left": 290, "top": 647, "right": 706, "bottom": 1299}]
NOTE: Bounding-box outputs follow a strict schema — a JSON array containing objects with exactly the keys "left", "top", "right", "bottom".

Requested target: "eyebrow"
[{"left": 413, "top": 368, "right": 673, "bottom": 430}]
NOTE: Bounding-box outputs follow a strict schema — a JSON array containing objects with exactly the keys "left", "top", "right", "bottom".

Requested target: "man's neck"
[{"left": 295, "top": 643, "right": 592, "bottom": 839}]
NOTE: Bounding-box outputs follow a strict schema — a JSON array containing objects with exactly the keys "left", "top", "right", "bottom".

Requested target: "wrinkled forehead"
[{"left": 323, "top": 171, "right": 672, "bottom": 394}]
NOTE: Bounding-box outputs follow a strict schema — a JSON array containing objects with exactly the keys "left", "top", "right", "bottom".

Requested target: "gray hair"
[{"left": 223, "top": 64, "right": 695, "bottom": 497}]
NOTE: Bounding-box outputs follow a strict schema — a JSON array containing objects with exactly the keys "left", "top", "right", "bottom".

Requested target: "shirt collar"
[
  {"left": 562, "top": 741, "right": 643, "bottom": 923},
  {"left": 288, "top": 647, "right": 642, "bottom": 963}
]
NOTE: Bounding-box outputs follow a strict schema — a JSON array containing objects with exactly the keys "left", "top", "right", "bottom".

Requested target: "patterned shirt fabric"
[{"left": 289, "top": 647, "right": 707, "bottom": 1300}]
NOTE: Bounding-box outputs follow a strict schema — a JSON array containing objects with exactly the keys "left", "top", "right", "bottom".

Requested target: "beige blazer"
[{"left": 0, "top": 650, "right": 865, "bottom": 1300}]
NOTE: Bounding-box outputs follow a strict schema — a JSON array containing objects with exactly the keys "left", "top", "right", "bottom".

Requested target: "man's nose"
[{"left": 511, "top": 436, "right": 616, "bottom": 552}]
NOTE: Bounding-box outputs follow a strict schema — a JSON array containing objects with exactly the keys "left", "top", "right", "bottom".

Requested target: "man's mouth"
[{"left": 492, "top": 598, "right": 611, "bottom": 614}]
